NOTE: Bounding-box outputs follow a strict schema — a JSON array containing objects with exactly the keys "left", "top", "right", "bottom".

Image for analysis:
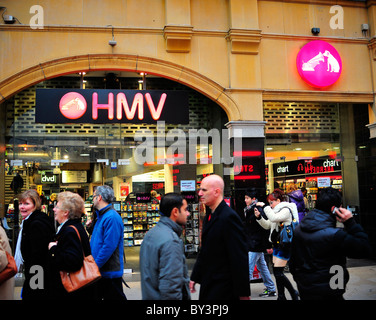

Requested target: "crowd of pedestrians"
[
  {"left": 0, "top": 176, "right": 373, "bottom": 301},
  {"left": 0, "top": 186, "right": 126, "bottom": 300}
]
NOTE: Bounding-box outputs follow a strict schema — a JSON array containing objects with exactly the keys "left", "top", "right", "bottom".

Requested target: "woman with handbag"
[
  {"left": 0, "top": 225, "right": 15, "bottom": 299},
  {"left": 48, "top": 191, "right": 99, "bottom": 300},
  {"left": 255, "top": 188, "right": 300, "bottom": 300}
]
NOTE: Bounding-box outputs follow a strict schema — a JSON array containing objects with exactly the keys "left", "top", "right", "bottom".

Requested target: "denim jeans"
[{"left": 248, "top": 251, "right": 276, "bottom": 292}]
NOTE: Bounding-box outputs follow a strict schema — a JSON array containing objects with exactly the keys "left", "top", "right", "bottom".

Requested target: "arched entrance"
[
  {"left": 2, "top": 56, "right": 245, "bottom": 253},
  {"left": 0, "top": 54, "right": 240, "bottom": 121}
]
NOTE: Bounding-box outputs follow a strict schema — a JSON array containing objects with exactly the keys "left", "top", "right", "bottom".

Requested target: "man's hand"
[
  {"left": 335, "top": 207, "right": 353, "bottom": 223},
  {"left": 189, "top": 280, "right": 196, "bottom": 293}
]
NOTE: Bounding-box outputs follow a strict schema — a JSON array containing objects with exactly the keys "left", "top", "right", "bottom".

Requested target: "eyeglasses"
[{"left": 93, "top": 195, "right": 99, "bottom": 199}]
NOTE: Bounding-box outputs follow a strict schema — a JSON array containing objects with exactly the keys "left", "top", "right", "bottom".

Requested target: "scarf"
[{"left": 14, "top": 211, "right": 33, "bottom": 276}]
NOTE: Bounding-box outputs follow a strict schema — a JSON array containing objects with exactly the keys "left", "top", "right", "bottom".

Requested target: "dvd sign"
[
  {"left": 36, "top": 89, "right": 189, "bottom": 124},
  {"left": 41, "top": 173, "right": 56, "bottom": 184}
]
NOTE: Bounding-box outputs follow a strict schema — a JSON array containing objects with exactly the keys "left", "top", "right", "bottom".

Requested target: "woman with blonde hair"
[
  {"left": 48, "top": 191, "right": 98, "bottom": 299},
  {"left": 15, "top": 189, "right": 55, "bottom": 300}
]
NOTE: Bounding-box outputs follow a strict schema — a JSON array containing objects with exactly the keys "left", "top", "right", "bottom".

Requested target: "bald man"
[{"left": 190, "top": 175, "right": 250, "bottom": 300}]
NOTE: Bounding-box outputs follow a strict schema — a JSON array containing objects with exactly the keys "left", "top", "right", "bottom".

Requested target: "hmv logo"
[{"left": 36, "top": 89, "right": 189, "bottom": 124}]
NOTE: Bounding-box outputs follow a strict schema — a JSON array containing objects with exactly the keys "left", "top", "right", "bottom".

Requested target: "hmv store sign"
[{"left": 35, "top": 89, "right": 189, "bottom": 124}]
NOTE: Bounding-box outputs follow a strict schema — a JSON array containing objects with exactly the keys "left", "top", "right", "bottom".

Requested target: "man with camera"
[{"left": 290, "top": 187, "right": 372, "bottom": 300}]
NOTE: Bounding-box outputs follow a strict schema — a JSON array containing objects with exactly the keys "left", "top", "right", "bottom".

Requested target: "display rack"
[
  {"left": 183, "top": 203, "right": 200, "bottom": 255},
  {"left": 121, "top": 203, "right": 160, "bottom": 246}
]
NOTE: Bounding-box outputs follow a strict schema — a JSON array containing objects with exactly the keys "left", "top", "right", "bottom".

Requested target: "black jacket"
[
  {"left": 48, "top": 219, "right": 98, "bottom": 300},
  {"left": 21, "top": 210, "right": 55, "bottom": 300},
  {"left": 243, "top": 204, "right": 271, "bottom": 252},
  {"left": 290, "top": 208, "right": 372, "bottom": 299},
  {"left": 190, "top": 200, "right": 250, "bottom": 300}
]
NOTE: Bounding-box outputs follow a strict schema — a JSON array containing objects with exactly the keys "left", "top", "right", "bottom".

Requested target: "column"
[
  {"left": 226, "top": 121, "right": 266, "bottom": 216},
  {"left": 367, "top": 1, "right": 376, "bottom": 138}
]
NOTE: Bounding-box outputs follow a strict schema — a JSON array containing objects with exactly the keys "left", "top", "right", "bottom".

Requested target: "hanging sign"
[
  {"left": 296, "top": 40, "right": 342, "bottom": 88},
  {"left": 35, "top": 89, "right": 189, "bottom": 124}
]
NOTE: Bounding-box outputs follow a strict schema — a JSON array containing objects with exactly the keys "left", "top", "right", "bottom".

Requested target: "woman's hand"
[{"left": 48, "top": 241, "right": 57, "bottom": 250}]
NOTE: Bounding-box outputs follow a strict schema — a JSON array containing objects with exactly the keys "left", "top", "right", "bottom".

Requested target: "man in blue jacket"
[{"left": 91, "top": 185, "right": 126, "bottom": 300}]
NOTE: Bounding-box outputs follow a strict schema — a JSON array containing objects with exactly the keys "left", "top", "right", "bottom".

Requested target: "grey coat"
[{"left": 140, "top": 216, "right": 190, "bottom": 300}]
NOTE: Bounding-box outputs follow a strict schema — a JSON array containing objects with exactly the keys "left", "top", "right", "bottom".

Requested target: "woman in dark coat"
[
  {"left": 16, "top": 189, "right": 55, "bottom": 300},
  {"left": 48, "top": 191, "right": 98, "bottom": 300}
]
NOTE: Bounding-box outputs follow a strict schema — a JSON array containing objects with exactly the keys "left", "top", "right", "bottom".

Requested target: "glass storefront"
[
  {"left": 264, "top": 101, "right": 342, "bottom": 210},
  {"left": 1, "top": 74, "right": 363, "bottom": 251},
  {"left": 2, "top": 73, "right": 229, "bottom": 252}
]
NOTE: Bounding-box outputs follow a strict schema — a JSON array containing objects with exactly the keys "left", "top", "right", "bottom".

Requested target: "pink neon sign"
[
  {"left": 59, "top": 92, "right": 87, "bottom": 119},
  {"left": 296, "top": 40, "right": 342, "bottom": 88}
]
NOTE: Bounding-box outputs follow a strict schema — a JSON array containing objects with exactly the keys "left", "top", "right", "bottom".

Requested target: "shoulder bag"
[
  {"left": 60, "top": 225, "right": 101, "bottom": 293},
  {"left": 0, "top": 251, "right": 17, "bottom": 285},
  {"left": 277, "top": 209, "right": 299, "bottom": 251}
]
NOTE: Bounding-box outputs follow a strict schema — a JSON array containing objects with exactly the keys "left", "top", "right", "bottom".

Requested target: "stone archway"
[{"left": 0, "top": 54, "right": 241, "bottom": 121}]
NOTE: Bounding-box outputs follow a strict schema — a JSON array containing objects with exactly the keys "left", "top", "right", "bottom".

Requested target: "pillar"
[{"left": 226, "top": 121, "right": 266, "bottom": 216}]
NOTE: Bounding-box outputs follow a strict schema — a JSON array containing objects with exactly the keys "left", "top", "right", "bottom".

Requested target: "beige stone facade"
[
  {"left": 1, "top": 1, "right": 376, "bottom": 238},
  {"left": 0, "top": 0, "right": 375, "bottom": 127}
]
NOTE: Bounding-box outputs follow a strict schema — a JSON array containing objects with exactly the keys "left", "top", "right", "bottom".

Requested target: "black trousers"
[{"left": 98, "top": 277, "right": 127, "bottom": 300}]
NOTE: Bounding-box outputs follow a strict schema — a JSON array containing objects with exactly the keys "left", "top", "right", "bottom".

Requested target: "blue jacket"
[{"left": 90, "top": 204, "right": 124, "bottom": 278}]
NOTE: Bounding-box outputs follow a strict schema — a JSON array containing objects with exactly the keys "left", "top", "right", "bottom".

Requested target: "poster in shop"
[
  {"left": 61, "top": 170, "right": 87, "bottom": 183},
  {"left": 35, "top": 89, "right": 189, "bottom": 124}
]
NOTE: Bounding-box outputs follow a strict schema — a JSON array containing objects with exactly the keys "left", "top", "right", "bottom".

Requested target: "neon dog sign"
[{"left": 296, "top": 40, "right": 342, "bottom": 88}]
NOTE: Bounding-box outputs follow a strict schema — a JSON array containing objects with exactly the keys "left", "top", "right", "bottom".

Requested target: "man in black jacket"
[
  {"left": 290, "top": 187, "right": 372, "bottom": 300},
  {"left": 190, "top": 175, "right": 250, "bottom": 300},
  {"left": 244, "top": 189, "right": 276, "bottom": 297}
]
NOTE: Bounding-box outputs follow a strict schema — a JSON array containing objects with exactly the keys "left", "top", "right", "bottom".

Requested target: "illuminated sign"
[
  {"left": 296, "top": 40, "right": 342, "bottom": 88},
  {"left": 233, "top": 150, "right": 263, "bottom": 181},
  {"left": 273, "top": 158, "right": 341, "bottom": 177},
  {"left": 36, "top": 89, "right": 189, "bottom": 124},
  {"left": 136, "top": 193, "right": 151, "bottom": 203},
  {"left": 61, "top": 170, "right": 87, "bottom": 183}
]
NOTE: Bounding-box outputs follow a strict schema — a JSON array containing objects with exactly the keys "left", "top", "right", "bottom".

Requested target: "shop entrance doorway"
[{"left": 3, "top": 72, "right": 233, "bottom": 257}]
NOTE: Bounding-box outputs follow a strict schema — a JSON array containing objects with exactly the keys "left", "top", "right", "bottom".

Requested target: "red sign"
[
  {"left": 233, "top": 150, "right": 263, "bottom": 180},
  {"left": 296, "top": 40, "right": 342, "bottom": 88}
]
